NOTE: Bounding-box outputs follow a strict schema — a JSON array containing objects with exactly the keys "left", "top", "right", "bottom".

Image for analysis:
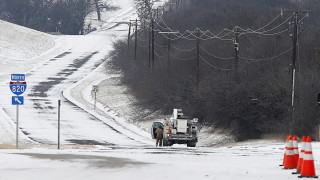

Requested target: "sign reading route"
[
  {"left": 10, "top": 74, "right": 27, "bottom": 96},
  {"left": 10, "top": 81, "right": 27, "bottom": 95},
  {"left": 11, "top": 74, "right": 25, "bottom": 81}
]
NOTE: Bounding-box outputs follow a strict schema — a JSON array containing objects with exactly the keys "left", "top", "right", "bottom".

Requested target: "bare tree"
[
  {"left": 135, "top": 0, "right": 154, "bottom": 21},
  {"left": 89, "top": 0, "right": 118, "bottom": 21}
]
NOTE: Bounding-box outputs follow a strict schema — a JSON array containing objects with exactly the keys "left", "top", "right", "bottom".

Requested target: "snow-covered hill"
[
  {"left": 0, "top": 20, "right": 64, "bottom": 83},
  {"left": 0, "top": 20, "right": 54, "bottom": 60}
]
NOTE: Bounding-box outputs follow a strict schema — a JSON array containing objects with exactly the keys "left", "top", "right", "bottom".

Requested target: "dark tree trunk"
[{"left": 94, "top": 0, "right": 101, "bottom": 20}]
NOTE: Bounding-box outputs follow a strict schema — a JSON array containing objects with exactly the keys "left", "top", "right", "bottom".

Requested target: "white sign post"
[
  {"left": 92, "top": 85, "right": 99, "bottom": 110},
  {"left": 10, "top": 74, "right": 26, "bottom": 149}
]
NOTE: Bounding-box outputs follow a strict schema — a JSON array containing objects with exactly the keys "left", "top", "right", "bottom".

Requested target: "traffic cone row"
[{"left": 281, "top": 135, "right": 318, "bottom": 178}]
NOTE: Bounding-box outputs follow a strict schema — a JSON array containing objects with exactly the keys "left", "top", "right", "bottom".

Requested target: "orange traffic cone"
[
  {"left": 284, "top": 136, "right": 296, "bottom": 169},
  {"left": 293, "top": 136, "right": 306, "bottom": 174},
  {"left": 280, "top": 135, "right": 290, "bottom": 166},
  {"left": 293, "top": 136, "right": 299, "bottom": 167},
  {"left": 298, "top": 136, "right": 318, "bottom": 178}
]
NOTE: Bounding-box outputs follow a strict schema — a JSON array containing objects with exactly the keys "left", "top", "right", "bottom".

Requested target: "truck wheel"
[{"left": 187, "top": 141, "right": 196, "bottom": 147}]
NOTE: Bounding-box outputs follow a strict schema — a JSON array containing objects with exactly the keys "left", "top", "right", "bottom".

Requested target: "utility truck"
[{"left": 151, "top": 109, "right": 198, "bottom": 147}]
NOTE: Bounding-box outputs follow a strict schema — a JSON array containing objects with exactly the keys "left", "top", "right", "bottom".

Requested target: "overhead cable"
[
  {"left": 199, "top": 55, "right": 233, "bottom": 71},
  {"left": 239, "top": 47, "right": 293, "bottom": 61},
  {"left": 199, "top": 46, "right": 234, "bottom": 60}
]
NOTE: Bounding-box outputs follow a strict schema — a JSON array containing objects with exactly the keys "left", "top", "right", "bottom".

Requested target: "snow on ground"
[{"left": 1, "top": 140, "right": 320, "bottom": 180}]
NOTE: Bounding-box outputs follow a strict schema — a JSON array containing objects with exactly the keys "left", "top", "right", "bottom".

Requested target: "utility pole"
[
  {"left": 167, "top": 33, "right": 171, "bottom": 69},
  {"left": 156, "top": 8, "right": 159, "bottom": 19},
  {"left": 233, "top": 27, "right": 247, "bottom": 83},
  {"left": 159, "top": 31, "right": 179, "bottom": 70},
  {"left": 149, "top": 29, "right": 151, "bottom": 69},
  {"left": 151, "top": 18, "right": 155, "bottom": 69},
  {"left": 127, "top": 21, "right": 131, "bottom": 56},
  {"left": 283, "top": 9, "right": 310, "bottom": 134},
  {"left": 134, "top": 19, "right": 138, "bottom": 60},
  {"left": 196, "top": 29, "right": 200, "bottom": 90},
  {"left": 234, "top": 27, "right": 240, "bottom": 71},
  {"left": 291, "top": 11, "right": 298, "bottom": 135}
]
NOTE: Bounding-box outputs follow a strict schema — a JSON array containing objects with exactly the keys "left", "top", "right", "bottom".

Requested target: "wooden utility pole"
[
  {"left": 151, "top": 18, "right": 155, "bottom": 69},
  {"left": 127, "top": 21, "right": 131, "bottom": 55},
  {"left": 149, "top": 29, "right": 151, "bottom": 69},
  {"left": 134, "top": 19, "right": 138, "bottom": 60},
  {"left": 167, "top": 33, "right": 171, "bottom": 69},
  {"left": 290, "top": 11, "right": 298, "bottom": 135},
  {"left": 283, "top": 9, "right": 310, "bottom": 134},
  {"left": 234, "top": 27, "right": 240, "bottom": 71},
  {"left": 196, "top": 29, "right": 200, "bottom": 90},
  {"left": 156, "top": 8, "right": 159, "bottom": 19}
]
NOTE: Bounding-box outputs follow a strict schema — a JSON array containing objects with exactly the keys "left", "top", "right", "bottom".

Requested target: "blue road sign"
[
  {"left": 11, "top": 74, "right": 25, "bottom": 81},
  {"left": 10, "top": 81, "right": 27, "bottom": 95},
  {"left": 12, "top": 96, "right": 24, "bottom": 105}
]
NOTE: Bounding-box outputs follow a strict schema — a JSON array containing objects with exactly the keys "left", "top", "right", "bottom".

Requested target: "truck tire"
[{"left": 187, "top": 141, "right": 196, "bottom": 147}]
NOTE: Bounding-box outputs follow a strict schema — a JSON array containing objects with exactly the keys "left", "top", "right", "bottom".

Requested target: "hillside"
[{"left": 0, "top": 20, "right": 61, "bottom": 82}]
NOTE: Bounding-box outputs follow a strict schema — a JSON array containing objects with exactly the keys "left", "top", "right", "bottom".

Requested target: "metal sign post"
[
  {"left": 16, "top": 105, "right": 19, "bottom": 149},
  {"left": 92, "top": 85, "right": 99, "bottom": 110},
  {"left": 58, "top": 100, "right": 61, "bottom": 149},
  {"left": 10, "top": 74, "right": 26, "bottom": 149}
]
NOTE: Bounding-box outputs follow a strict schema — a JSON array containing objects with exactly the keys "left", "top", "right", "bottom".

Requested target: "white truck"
[{"left": 151, "top": 109, "right": 198, "bottom": 147}]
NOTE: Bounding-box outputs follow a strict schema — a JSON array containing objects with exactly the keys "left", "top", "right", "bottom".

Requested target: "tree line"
[
  {"left": 109, "top": 0, "right": 320, "bottom": 141},
  {"left": 0, "top": 0, "right": 117, "bottom": 35}
]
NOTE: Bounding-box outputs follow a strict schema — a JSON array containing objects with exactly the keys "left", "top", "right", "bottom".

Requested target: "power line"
[
  {"left": 199, "top": 55, "right": 233, "bottom": 71},
  {"left": 239, "top": 47, "right": 293, "bottom": 61},
  {"left": 199, "top": 45, "right": 234, "bottom": 60},
  {"left": 170, "top": 53, "right": 196, "bottom": 61},
  {"left": 137, "top": 42, "right": 149, "bottom": 48},
  {"left": 171, "top": 43, "right": 196, "bottom": 52},
  {"left": 155, "top": 51, "right": 167, "bottom": 58},
  {"left": 154, "top": 42, "right": 167, "bottom": 48}
]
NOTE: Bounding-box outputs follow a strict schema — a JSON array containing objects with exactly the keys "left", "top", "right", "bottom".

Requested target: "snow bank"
[{"left": 0, "top": 108, "right": 33, "bottom": 146}]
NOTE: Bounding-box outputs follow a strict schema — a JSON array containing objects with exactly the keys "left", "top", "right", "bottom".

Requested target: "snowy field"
[{"left": 1, "top": 0, "right": 319, "bottom": 179}]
